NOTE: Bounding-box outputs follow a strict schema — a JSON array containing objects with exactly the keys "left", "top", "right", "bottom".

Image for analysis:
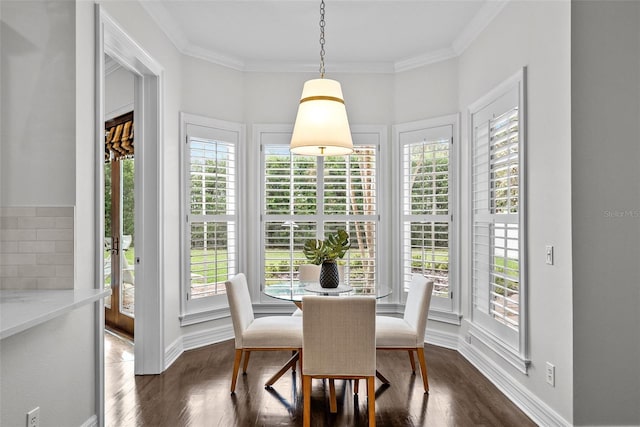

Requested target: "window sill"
[
  {"left": 429, "top": 309, "right": 462, "bottom": 325},
  {"left": 180, "top": 305, "right": 230, "bottom": 326}
]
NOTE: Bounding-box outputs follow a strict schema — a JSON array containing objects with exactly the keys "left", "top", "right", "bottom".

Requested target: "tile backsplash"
[{"left": 0, "top": 207, "right": 74, "bottom": 290}]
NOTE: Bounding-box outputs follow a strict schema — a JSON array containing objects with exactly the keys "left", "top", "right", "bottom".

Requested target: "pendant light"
[{"left": 290, "top": 0, "right": 354, "bottom": 156}]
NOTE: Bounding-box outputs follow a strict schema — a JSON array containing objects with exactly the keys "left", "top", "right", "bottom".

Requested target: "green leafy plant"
[{"left": 302, "top": 230, "right": 350, "bottom": 265}]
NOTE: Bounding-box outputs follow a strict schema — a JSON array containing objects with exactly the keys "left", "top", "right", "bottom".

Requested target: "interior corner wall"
[
  {"left": 571, "top": 1, "right": 640, "bottom": 425},
  {"left": 0, "top": 0, "right": 75, "bottom": 206},
  {"left": 457, "top": 0, "right": 573, "bottom": 422},
  {"left": 393, "top": 58, "right": 459, "bottom": 123}
]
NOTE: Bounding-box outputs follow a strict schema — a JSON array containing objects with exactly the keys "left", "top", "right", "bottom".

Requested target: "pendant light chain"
[{"left": 319, "top": 0, "right": 326, "bottom": 78}]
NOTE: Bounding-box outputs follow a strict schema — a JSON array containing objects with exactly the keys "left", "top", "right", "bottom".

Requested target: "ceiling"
[{"left": 139, "top": 0, "right": 509, "bottom": 73}]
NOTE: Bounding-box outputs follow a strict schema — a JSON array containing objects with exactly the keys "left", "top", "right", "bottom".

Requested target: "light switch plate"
[{"left": 545, "top": 245, "right": 554, "bottom": 265}]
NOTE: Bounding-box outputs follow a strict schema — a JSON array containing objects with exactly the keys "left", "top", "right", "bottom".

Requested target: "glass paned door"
[{"left": 105, "top": 157, "right": 135, "bottom": 336}]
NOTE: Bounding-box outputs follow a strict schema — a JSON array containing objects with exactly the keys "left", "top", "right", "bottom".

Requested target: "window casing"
[
  {"left": 180, "top": 113, "right": 244, "bottom": 322},
  {"left": 469, "top": 69, "right": 528, "bottom": 371},
  {"left": 260, "top": 128, "right": 380, "bottom": 293},
  {"left": 396, "top": 115, "right": 459, "bottom": 315}
]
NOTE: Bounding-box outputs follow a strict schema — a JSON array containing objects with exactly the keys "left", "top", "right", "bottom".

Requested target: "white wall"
[
  {"left": 180, "top": 55, "right": 244, "bottom": 123},
  {"left": 394, "top": 57, "right": 459, "bottom": 123},
  {"left": 456, "top": 0, "right": 573, "bottom": 422},
  {"left": 0, "top": 1, "right": 99, "bottom": 426},
  {"left": 571, "top": 1, "right": 640, "bottom": 424},
  {"left": 0, "top": 0, "right": 76, "bottom": 206},
  {"left": 0, "top": 306, "right": 96, "bottom": 427},
  {"left": 105, "top": 64, "right": 134, "bottom": 118}
]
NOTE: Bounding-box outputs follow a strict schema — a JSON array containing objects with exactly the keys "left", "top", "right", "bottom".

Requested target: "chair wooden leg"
[
  {"left": 354, "top": 378, "right": 359, "bottom": 394},
  {"left": 291, "top": 350, "right": 297, "bottom": 372},
  {"left": 231, "top": 349, "right": 243, "bottom": 393},
  {"left": 303, "top": 375, "right": 312, "bottom": 427},
  {"left": 367, "top": 376, "right": 376, "bottom": 426},
  {"left": 242, "top": 350, "right": 251, "bottom": 374},
  {"left": 329, "top": 379, "right": 337, "bottom": 413},
  {"left": 408, "top": 350, "right": 416, "bottom": 373},
  {"left": 416, "top": 346, "right": 429, "bottom": 393}
]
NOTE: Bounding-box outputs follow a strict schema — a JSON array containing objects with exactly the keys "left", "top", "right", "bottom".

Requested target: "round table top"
[{"left": 263, "top": 281, "right": 392, "bottom": 302}]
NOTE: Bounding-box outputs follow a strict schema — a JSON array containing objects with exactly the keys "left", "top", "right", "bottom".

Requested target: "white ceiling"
[{"left": 139, "top": 0, "right": 509, "bottom": 73}]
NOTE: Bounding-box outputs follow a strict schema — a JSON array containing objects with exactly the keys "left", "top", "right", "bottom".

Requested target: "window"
[
  {"left": 396, "top": 115, "right": 459, "bottom": 315},
  {"left": 260, "top": 127, "right": 381, "bottom": 292},
  {"left": 469, "top": 69, "right": 528, "bottom": 371},
  {"left": 180, "top": 113, "right": 244, "bottom": 323}
]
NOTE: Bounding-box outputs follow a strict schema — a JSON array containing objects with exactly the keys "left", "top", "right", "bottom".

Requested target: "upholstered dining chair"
[
  {"left": 376, "top": 274, "right": 434, "bottom": 393},
  {"left": 302, "top": 295, "right": 377, "bottom": 427},
  {"left": 225, "top": 273, "right": 303, "bottom": 393},
  {"left": 293, "top": 264, "right": 347, "bottom": 316},
  {"left": 291, "top": 264, "right": 322, "bottom": 317}
]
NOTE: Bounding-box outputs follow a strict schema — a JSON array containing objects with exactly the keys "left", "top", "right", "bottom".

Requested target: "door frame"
[{"left": 95, "top": 5, "right": 165, "bottom": 425}]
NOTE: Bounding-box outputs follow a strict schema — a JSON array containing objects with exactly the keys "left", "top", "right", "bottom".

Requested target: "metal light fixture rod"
[{"left": 289, "top": 0, "right": 354, "bottom": 156}]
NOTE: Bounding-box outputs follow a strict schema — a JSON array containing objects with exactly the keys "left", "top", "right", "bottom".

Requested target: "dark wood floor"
[{"left": 105, "top": 331, "right": 536, "bottom": 426}]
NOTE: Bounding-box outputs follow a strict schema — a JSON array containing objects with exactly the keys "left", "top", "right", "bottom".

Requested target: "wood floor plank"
[{"left": 105, "top": 332, "right": 536, "bottom": 426}]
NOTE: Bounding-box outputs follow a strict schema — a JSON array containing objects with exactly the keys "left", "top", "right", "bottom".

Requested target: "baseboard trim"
[
  {"left": 458, "top": 340, "right": 570, "bottom": 427},
  {"left": 182, "top": 324, "right": 234, "bottom": 351},
  {"left": 425, "top": 327, "right": 459, "bottom": 350},
  {"left": 164, "top": 336, "right": 183, "bottom": 370},
  {"left": 165, "top": 324, "right": 235, "bottom": 370},
  {"left": 79, "top": 415, "right": 98, "bottom": 427}
]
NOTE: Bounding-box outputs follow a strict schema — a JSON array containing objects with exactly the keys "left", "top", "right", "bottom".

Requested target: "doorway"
[
  {"left": 104, "top": 110, "right": 135, "bottom": 337},
  {"left": 98, "top": 4, "right": 165, "bottom": 381}
]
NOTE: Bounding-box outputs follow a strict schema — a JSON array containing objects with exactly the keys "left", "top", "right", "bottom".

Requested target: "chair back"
[
  {"left": 299, "top": 264, "right": 345, "bottom": 283},
  {"left": 302, "top": 296, "right": 376, "bottom": 377},
  {"left": 225, "top": 273, "right": 255, "bottom": 348},
  {"left": 403, "top": 275, "right": 434, "bottom": 346},
  {"left": 299, "top": 264, "right": 321, "bottom": 283}
]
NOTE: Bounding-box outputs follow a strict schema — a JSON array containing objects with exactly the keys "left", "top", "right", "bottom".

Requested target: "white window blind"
[
  {"left": 187, "top": 137, "right": 237, "bottom": 299},
  {"left": 179, "top": 114, "right": 243, "bottom": 325},
  {"left": 262, "top": 139, "right": 378, "bottom": 291},
  {"left": 399, "top": 121, "right": 454, "bottom": 312},
  {"left": 470, "top": 70, "right": 526, "bottom": 355}
]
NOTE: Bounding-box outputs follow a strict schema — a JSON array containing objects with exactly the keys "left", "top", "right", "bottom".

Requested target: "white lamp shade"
[{"left": 290, "top": 78, "right": 354, "bottom": 156}]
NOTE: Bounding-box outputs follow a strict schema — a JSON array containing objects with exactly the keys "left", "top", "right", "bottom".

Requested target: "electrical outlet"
[
  {"left": 26, "top": 407, "right": 40, "bottom": 427},
  {"left": 545, "top": 245, "right": 554, "bottom": 265},
  {"left": 545, "top": 362, "right": 555, "bottom": 387}
]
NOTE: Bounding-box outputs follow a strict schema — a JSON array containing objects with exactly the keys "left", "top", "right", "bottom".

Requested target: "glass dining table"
[
  {"left": 262, "top": 281, "right": 393, "bottom": 390},
  {"left": 263, "top": 281, "right": 393, "bottom": 309}
]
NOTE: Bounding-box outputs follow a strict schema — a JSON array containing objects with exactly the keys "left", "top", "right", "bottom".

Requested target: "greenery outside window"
[
  {"left": 260, "top": 128, "right": 380, "bottom": 292},
  {"left": 396, "top": 115, "right": 459, "bottom": 315}
]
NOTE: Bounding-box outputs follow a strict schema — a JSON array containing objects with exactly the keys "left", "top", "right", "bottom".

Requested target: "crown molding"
[
  {"left": 104, "top": 55, "right": 122, "bottom": 76},
  {"left": 452, "top": 0, "right": 510, "bottom": 55},
  {"left": 394, "top": 47, "right": 458, "bottom": 73},
  {"left": 138, "top": 0, "right": 190, "bottom": 52},
  {"left": 139, "top": 0, "right": 510, "bottom": 74},
  {"left": 182, "top": 44, "right": 246, "bottom": 71},
  {"left": 243, "top": 60, "right": 395, "bottom": 74}
]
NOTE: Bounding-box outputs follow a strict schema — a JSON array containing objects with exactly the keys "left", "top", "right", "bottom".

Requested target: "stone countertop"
[{"left": 0, "top": 288, "right": 111, "bottom": 339}]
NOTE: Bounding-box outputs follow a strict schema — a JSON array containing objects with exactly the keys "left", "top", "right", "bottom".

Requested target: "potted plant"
[{"left": 302, "top": 230, "right": 350, "bottom": 288}]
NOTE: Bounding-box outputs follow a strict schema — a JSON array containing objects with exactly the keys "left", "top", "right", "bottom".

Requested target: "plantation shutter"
[
  {"left": 261, "top": 129, "right": 378, "bottom": 290},
  {"left": 400, "top": 124, "right": 453, "bottom": 311},
  {"left": 185, "top": 122, "right": 238, "bottom": 299},
  {"left": 471, "top": 80, "right": 524, "bottom": 349}
]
